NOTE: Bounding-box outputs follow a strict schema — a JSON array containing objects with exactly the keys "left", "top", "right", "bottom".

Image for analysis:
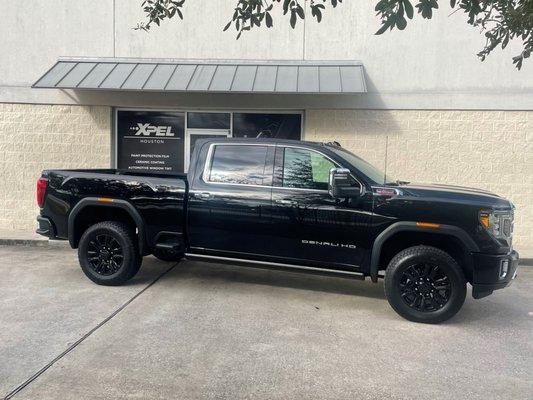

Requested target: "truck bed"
[{"left": 41, "top": 168, "right": 188, "bottom": 251}]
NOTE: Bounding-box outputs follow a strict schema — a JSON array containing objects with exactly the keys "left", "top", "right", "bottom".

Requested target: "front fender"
[{"left": 369, "top": 221, "right": 479, "bottom": 282}]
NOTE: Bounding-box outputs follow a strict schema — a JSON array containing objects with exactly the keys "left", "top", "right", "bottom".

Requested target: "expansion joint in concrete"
[{"left": 2, "top": 263, "right": 177, "bottom": 400}]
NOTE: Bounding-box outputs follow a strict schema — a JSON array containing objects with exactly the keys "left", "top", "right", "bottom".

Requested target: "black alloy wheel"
[
  {"left": 399, "top": 263, "right": 451, "bottom": 312},
  {"left": 384, "top": 245, "right": 466, "bottom": 324},
  {"left": 78, "top": 221, "right": 142, "bottom": 286},
  {"left": 87, "top": 234, "right": 124, "bottom": 276}
]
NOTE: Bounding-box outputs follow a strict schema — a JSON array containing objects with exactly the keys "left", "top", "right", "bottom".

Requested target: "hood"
[{"left": 396, "top": 182, "right": 513, "bottom": 209}]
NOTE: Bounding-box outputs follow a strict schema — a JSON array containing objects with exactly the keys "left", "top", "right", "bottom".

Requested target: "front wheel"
[
  {"left": 384, "top": 245, "right": 466, "bottom": 324},
  {"left": 78, "top": 221, "right": 142, "bottom": 286}
]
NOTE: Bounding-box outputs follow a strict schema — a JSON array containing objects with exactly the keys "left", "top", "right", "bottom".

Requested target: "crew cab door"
[
  {"left": 187, "top": 142, "right": 275, "bottom": 257},
  {"left": 270, "top": 145, "right": 372, "bottom": 270}
]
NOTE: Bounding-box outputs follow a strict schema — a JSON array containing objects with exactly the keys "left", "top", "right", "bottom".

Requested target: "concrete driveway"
[{"left": 1, "top": 245, "right": 532, "bottom": 400}]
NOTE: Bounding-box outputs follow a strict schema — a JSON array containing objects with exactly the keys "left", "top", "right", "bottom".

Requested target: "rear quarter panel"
[{"left": 42, "top": 170, "right": 187, "bottom": 248}]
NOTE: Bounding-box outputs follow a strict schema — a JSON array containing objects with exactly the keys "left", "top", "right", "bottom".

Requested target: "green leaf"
[
  {"left": 375, "top": 0, "right": 388, "bottom": 12},
  {"left": 290, "top": 10, "right": 297, "bottom": 28},
  {"left": 316, "top": 9, "right": 323, "bottom": 23},
  {"left": 266, "top": 12, "right": 273, "bottom": 28},
  {"left": 396, "top": 15, "right": 407, "bottom": 30},
  {"left": 296, "top": 5, "right": 305, "bottom": 19},
  {"left": 375, "top": 19, "right": 392, "bottom": 35},
  {"left": 223, "top": 21, "right": 232, "bottom": 31},
  {"left": 283, "top": 0, "right": 291, "bottom": 14},
  {"left": 502, "top": 34, "right": 509, "bottom": 49},
  {"left": 404, "top": 0, "right": 414, "bottom": 19}
]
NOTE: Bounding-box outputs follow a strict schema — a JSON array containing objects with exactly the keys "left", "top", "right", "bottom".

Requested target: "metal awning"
[{"left": 33, "top": 58, "right": 366, "bottom": 94}]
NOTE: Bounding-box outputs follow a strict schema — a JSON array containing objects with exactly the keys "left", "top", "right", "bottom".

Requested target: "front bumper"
[{"left": 472, "top": 250, "right": 519, "bottom": 299}]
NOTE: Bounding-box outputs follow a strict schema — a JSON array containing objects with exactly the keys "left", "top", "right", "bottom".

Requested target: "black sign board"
[{"left": 116, "top": 110, "right": 185, "bottom": 173}]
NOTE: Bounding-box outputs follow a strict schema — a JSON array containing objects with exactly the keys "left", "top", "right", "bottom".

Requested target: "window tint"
[
  {"left": 233, "top": 113, "right": 301, "bottom": 139},
  {"left": 208, "top": 145, "right": 268, "bottom": 185},
  {"left": 282, "top": 148, "right": 335, "bottom": 190},
  {"left": 187, "top": 112, "right": 231, "bottom": 129}
]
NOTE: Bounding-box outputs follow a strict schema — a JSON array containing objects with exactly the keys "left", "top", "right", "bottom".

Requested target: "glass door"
[
  {"left": 184, "top": 112, "right": 232, "bottom": 171},
  {"left": 185, "top": 129, "right": 230, "bottom": 171}
]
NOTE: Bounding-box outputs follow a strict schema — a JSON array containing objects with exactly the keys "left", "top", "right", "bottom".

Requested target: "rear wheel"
[
  {"left": 78, "top": 221, "right": 142, "bottom": 286},
  {"left": 384, "top": 245, "right": 466, "bottom": 324}
]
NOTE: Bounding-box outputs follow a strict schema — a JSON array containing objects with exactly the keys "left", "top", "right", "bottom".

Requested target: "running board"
[
  {"left": 155, "top": 242, "right": 181, "bottom": 252},
  {"left": 184, "top": 253, "right": 366, "bottom": 280}
]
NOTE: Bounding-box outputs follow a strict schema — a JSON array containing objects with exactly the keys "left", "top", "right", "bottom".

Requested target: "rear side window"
[
  {"left": 282, "top": 147, "right": 335, "bottom": 190},
  {"left": 207, "top": 145, "right": 268, "bottom": 185}
]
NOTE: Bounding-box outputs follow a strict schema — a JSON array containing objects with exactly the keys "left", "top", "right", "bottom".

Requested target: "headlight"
[{"left": 479, "top": 210, "right": 513, "bottom": 239}]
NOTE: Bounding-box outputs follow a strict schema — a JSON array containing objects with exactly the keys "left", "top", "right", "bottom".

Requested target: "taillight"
[{"left": 36, "top": 178, "right": 48, "bottom": 208}]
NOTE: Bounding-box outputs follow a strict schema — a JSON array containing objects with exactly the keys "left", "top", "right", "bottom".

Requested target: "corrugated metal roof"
[{"left": 33, "top": 58, "right": 366, "bottom": 94}]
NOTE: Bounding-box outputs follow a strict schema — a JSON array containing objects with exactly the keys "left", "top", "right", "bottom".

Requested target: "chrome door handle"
[
  {"left": 194, "top": 192, "right": 211, "bottom": 199},
  {"left": 275, "top": 199, "right": 297, "bottom": 206}
]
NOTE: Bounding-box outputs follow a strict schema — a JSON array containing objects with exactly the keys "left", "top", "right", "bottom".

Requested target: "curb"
[{"left": 0, "top": 238, "right": 69, "bottom": 248}]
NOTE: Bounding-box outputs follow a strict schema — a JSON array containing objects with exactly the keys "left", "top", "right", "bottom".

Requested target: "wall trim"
[{"left": 1, "top": 86, "right": 532, "bottom": 111}]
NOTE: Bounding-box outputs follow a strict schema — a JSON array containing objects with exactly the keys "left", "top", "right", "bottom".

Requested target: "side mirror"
[{"left": 328, "top": 168, "right": 362, "bottom": 198}]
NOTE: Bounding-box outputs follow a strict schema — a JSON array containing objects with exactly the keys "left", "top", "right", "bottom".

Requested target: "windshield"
[{"left": 329, "top": 146, "right": 394, "bottom": 184}]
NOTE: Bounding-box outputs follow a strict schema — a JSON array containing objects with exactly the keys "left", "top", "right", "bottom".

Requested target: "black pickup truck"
[{"left": 36, "top": 138, "right": 519, "bottom": 323}]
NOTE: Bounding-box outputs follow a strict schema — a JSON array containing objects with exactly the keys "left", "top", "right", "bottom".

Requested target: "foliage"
[
  {"left": 374, "top": 1, "right": 533, "bottom": 69},
  {"left": 136, "top": 0, "right": 533, "bottom": 69}
]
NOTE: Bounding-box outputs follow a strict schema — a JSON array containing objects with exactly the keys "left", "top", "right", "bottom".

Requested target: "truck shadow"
[{"left": 132, "top": 258, "right": 531, "bottom": 326}]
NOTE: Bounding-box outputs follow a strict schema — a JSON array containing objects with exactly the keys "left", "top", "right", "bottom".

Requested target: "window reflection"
[
  {"left": 233, "top": 113, "right": 301, "bottom": 139},
  {"left": 187, "top": 112, "right": 231, "bottom": 130},
  {"left": 209, "top": 145, "right": 268, "bottom": 185},
  {"left": 282, "top": 148, "right": 335, "bottom": 190}
]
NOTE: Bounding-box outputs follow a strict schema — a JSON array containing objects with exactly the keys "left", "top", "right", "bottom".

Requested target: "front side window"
[
  {"left": 282, "top": 147, "right": 335, "bottom": 190},
  {"left": 207, "top": 145, "right": 268, "bottom": 185}
]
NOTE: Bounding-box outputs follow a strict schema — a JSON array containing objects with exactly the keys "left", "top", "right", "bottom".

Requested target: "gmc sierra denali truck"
[{"left": 36, "top": 138, "right": 519, "bottom": 323}]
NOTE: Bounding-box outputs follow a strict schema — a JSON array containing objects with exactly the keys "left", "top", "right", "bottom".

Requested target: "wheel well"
[
  {"left": 71, "top": 206, "right": 137, "bottom": 248},
  {"left": 377, "top": 231, "right": 473, "bottom": 281}
]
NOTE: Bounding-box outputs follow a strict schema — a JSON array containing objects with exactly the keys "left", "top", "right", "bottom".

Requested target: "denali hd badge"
[
  {"left": 302, "top": 240, "right": 356, "bottom": 249},
  {"left": 130, "top": 123, "right": 175, "bottom": 137}
]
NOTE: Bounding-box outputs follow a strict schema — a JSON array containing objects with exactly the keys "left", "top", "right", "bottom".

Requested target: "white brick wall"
[
  {"left": 0, "top": 103, "right": 111, "bottom": 231},
  {"left": 0, "top": 104, "right": 531, "bottom": 250},
  {"left": 306, "top": 110, "right": 533, "bottom": 249}
]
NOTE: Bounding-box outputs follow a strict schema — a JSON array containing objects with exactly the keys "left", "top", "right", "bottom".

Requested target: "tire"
[
  {"left": 384, "top": 245, "right": 466, "bottom": 324},
  {"left": 152, "top": 248, "right": 183, "bottom": 262},
  {"left": 78, "top": 221, "right": 142, "bottom": 286}
]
